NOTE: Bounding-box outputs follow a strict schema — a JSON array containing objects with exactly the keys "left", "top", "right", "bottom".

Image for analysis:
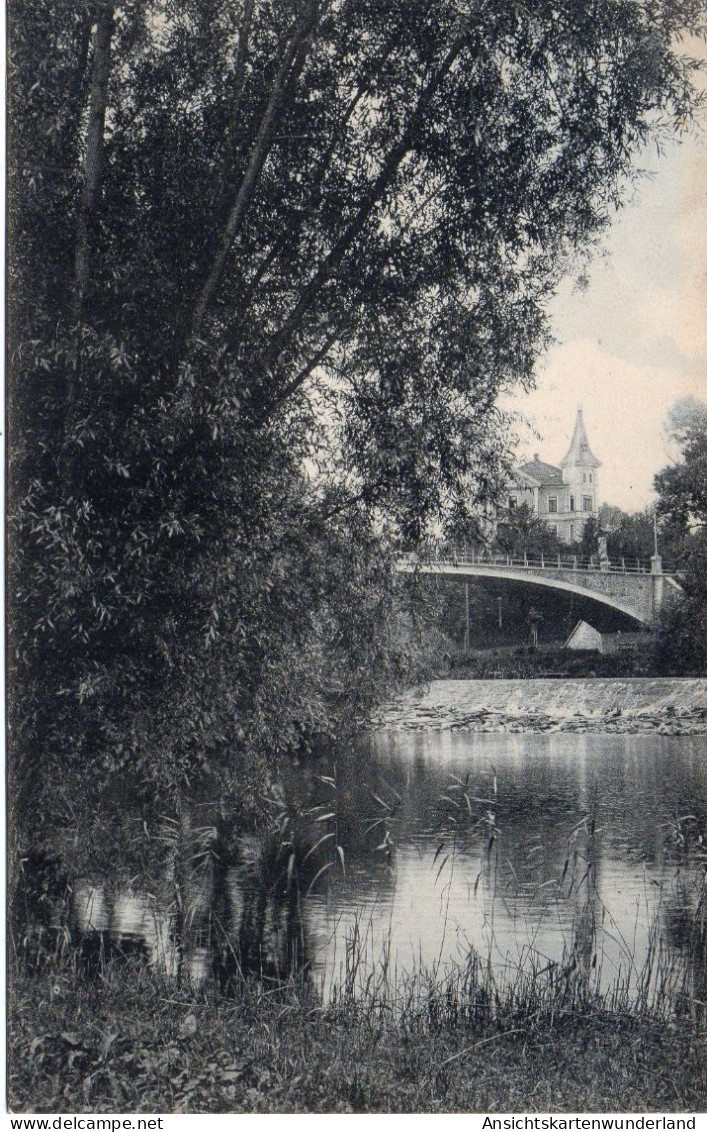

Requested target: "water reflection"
[
  {"left": 65, "top": 829, "right": 316, "bottom": 991},
  {"left": 303, "top": 731, "right": 706, "bottom": 999},
  {"left": 17, "top": 732, "right": 705, "bottom": 1006}
]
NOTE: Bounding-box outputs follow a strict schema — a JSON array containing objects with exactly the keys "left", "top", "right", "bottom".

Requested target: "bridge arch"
[{"left": 396, "top": 559, "right": 674, "bottom": 627}]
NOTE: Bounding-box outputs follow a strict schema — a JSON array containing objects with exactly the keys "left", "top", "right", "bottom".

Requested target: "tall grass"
[
  {"left": 306, "top": 767, "right": 707, "bottom": 1034},
  {"left": 10, "top": 762, "right": 706, "bottom": 1036},
  {"left": 318, "top": 891, "right": 705, "bottom": 1037},
  {"left": 8, "top": 797, "right": 705, "bottom": 1116}
]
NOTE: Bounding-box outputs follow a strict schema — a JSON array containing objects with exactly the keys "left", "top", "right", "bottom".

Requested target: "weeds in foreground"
[
  {"left": 9, "top": 756, "right": 707, "bottom": 1113},
  {"left": 8, "top": 939, "right": 707, "bottom": 1114},
  {"left": 8, "top": 835, "right": 707, "bottom": 1112}
]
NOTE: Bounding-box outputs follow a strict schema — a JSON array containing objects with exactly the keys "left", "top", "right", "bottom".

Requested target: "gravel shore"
[{"left": 373, "top": 677, "right": 707, "bottom": 735}]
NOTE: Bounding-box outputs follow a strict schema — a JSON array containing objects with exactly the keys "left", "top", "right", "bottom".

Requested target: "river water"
[
  {"left": 303, "top": 728, "right": 706, "bottom": 999},
  {"left": 64, "top": 679, "right": 706, "bottom": 1004}
]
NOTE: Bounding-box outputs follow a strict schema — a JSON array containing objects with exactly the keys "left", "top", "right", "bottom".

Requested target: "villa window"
[
  {"left": 508, "top": 496, "right": 518, "bottom": 509},
  {"left": 589, "top": 474, "right": 593, "bottom": 483},
  {"left": 583, "top": 496, "right": 593, "bottom": 512},
  {"left": 569, "top": 523, "right": 575, "bottom": 541},
  {"left": 548, "top": 496, "right": 558, "bottom": 514},
  {"left": 548, "top": 524, "right": 557, "bottom": 536},
  {"left": 582, "top": 473, "right": 586, "bottom": 484},
  {"left": 570, "top": 495, "right": 575, "bottom": 512}
]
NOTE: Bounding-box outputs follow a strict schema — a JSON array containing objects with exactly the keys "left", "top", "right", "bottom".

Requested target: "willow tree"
[{"left": 8, "top": 0, "right": 705, "bottom": 821}]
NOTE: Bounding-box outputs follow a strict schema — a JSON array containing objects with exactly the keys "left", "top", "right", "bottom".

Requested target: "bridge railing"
[{"left": 406, "top": 548, "right": 673, "bottom": 574}]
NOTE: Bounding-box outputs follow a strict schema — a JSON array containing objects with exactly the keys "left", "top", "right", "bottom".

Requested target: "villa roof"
[{"left": 518, "top": 457, "right": 564, "bottom": 487}]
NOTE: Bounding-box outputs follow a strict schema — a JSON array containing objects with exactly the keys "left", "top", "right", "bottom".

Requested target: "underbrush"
[
  {"left": 8, "top": 939, "right": 707, "bottom": 1114},
  {"left": 439, "top": 643, "right": 658, "bottom": 680},
  {"left": 9, "top": 762, "right": 707, "bottom": 1114}
]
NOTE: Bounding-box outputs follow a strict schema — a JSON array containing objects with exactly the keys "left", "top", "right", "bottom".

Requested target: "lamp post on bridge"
[
  {"left": 651, "top": 507, "right": 663, "bottom": 575},
  {"left": 649, "top": 507, "right": 664, "bottom": 623}
]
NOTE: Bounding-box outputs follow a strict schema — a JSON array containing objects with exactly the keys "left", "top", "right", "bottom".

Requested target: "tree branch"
[
  {"left": 221, "top": 76, "right": 375, "bottom": 357},
  {"left": 186, "top": 0, "right": 320, "bottom": 349},
  {"left": 226, "top": 0, "right": 256, "bottom": 155},
  {"left": 211, "top": 0, "right": 255, "bottom": 206},
  {"left": 257, "top": 33, "right": 467, "bottom": 376},
  {"left": 255, "top": 314, "right": 351, "bottom": 426}
]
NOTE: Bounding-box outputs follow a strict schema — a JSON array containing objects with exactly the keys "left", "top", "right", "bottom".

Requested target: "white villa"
[{"left": 506, "top": 408, "right": 600, "bottom": 543}]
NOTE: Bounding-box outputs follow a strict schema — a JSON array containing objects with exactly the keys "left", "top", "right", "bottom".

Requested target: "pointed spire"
[{"left": 559, "top": 408, "right": 601, "bottom": 469}]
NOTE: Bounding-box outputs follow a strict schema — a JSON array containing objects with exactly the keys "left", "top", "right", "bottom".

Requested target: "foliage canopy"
[
  {"left": 653, "top": 396, "right": 707, "bottom": 674},
  {"left": 8, "top": 0, "right": 706, "bottom": 800},
  {"left": 655, "top": 395, "right": 707, "bottom": 529}
]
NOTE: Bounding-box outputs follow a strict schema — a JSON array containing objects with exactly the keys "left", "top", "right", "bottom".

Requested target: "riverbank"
[
  {"left": 440, "top": 642, "right": 659, "bottom": 681},
  {"left": 374, "top": 677, "right": 707, "bottom": 734},
  {"left": 9, "top": 965, "right": 706, "bottom": 1113},
  {"left": 10, "top": 679, "right": 707, "bottom": 1114}
]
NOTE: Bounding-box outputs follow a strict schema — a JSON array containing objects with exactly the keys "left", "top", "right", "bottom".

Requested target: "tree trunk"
[{"left": 72, "top": 2, "right": 114, "bottom": 322}]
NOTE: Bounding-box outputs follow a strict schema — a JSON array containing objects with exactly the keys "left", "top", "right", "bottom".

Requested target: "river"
[
  {"left": 65, "top": 679, "right": 706, "bottom": 1005},
  {"left": 305, "top": 727, "right": 705, "bottom": 1000}
]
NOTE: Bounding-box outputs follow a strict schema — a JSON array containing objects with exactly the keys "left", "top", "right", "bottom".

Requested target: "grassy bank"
[
  {"left": 9, "top": 957, "right": 706, "bottom": 1114},
  {"left": 438, "top": 643, "right": 657, "bottom": 680}
]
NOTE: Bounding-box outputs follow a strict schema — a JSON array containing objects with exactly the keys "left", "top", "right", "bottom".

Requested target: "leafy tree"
[
  {"left": 653, "top": 530, "right": 707, "bottom": 675},
  {"left": 602, "top": 507, "right": 655, "bottom": 564},
  {"left": 655, "top": 396, "right": 707, "bottom": 529},
  {"left": 493, "top": 503, "right": 561, "bottom": 559},
  {"left": 598, "top": 503, "right": 686, "bottom": 568},
  {"left": 653, "top": 397, "right": 707, "bottom": 673},
  {"left": 596, "top": 503, "right": 625, "bottom": 532},
  {"left": 8, "top": 0, "right": 706, "bottom": 834},
  {"left": 579, "top": 516, "right": 600, "bottom": 561}
]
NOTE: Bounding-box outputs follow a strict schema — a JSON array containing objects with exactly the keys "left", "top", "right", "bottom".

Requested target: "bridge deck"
[
  {"left": 400, "top": 551, "right": 673, "bottom": 576},
  {"left": 396, "top": 552, "right": 680, "bottom": 627}
]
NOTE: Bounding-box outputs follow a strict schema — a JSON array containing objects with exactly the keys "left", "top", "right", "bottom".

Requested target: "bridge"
[{"left": 397, "top": 549, "right": 683, "bottom": 627}]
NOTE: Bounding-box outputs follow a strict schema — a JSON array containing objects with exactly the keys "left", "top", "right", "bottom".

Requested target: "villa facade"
[{"left": 506, "top": 409, "right": 600, "bottom": 543}]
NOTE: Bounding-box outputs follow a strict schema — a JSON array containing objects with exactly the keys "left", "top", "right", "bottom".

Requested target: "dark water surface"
[
  {"left": 66, "top": 728, "right": 705, "bottom": 1000},
  {"left": 303, "top": 730, "right": 706, "bottom": 997}
]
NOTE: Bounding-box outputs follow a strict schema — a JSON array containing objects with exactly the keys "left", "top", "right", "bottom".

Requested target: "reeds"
[
  {"left": 10, "top": 763, "right": 706, "bottom": 1038},
  {"left": 309, "top": 768, "right": 707, "bottom": 1034},
  {"left": 319, "top": 896, "right": 705, "bottom": 1037}
]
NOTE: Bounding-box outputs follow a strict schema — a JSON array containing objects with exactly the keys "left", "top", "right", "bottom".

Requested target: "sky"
[{"left": 505, "top": 61, "right": 707, "bottom": 513}]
